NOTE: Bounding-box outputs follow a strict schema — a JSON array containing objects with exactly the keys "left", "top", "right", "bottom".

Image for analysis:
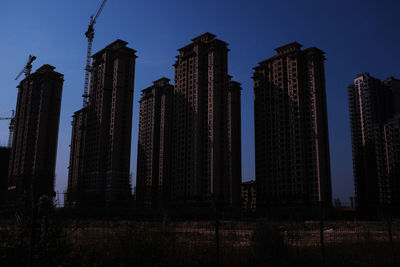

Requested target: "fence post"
[
  {"left": 210, "top": 193, "right": 220, "bottom": 267},
  {"left": 385, "top": 210, "right": 397, "bottom": 267},
  {"left": 318, "top": 200, "right": 325, "bottom": 267}
]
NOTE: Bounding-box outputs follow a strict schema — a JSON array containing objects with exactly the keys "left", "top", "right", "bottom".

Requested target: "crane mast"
[
  {"left": 8, "top": 55, "right": 36, "bottom": 148},
  {"left": 0, "top": 110, "right": 15, "bottom": 148},
  {"left": 15, "top": 55, "right": 36, "bottom": 81},
  {"left": 82, "top": 0, "right": 107, "bottom": 107}
]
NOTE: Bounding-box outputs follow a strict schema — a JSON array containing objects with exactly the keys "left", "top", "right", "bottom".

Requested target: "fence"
[{"left": 0, "top": 212, "right": 399, "bottom": 266}]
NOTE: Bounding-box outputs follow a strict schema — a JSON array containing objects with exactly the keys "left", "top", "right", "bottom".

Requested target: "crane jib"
[{"left": 82, "top": 0, "right": 107, "bottom": 108}]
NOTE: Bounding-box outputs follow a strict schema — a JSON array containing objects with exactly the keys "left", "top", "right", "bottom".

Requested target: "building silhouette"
[
  {"left": 7, "top": 65, "right": 64, "bottom": 204},
  {"left": 66, "top": 108, "right": 87, "bottom": 207},
  {"left": 348, "top": 74, "right": 400, "bottom": 216},
  {"left": 253, "top": 42, "right": 332, "bottom": 210},
  {"left": 136, "top": 78, "right": 174, "bottom": 209},
  {"left": 376, "top": 114, "right": 400, "bottom": 212},
  {"left": 67, "top": 40, "right": 137, "bottom": 207},
  {"left": 0, "top": 147, "right": 11, "bottom": 206},
  {"left": 241, "top": 180, "right": 256, "bottom": 212},
  {"left": 169, "top": 33, "right": 242, "bottom": 208}
]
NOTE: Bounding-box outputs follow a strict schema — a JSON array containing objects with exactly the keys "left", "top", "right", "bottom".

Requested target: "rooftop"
[
  {"left": 92, "top": 39, "right": 136, "bottom": 57},
  {"left": 36, "top": 64, "right": 56, "bottom": 73},
  {"left": 274, "top": 42, "right": 302, "bottom": 54},
  {"left": 178, "top": 32, "right": 228, "bottom": 52},
  {"left": 191, "top": 32, "right": 216, "bottom": 42}
]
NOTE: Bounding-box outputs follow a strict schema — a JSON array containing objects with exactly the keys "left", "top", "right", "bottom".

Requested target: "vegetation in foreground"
[{"left": 0, "top": 215, "right": 399, "bottom": 266}]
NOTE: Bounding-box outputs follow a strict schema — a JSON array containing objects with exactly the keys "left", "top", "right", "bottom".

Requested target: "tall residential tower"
[
  {"left": 348, "top": 74, "right": 400, "bottom": 215},
  {"left": 253, "top": 42, "right": 332, "bottom": 209},
  {"left": 136, "top": 78, "right": 174, "bottom": 209},
  {"left": 67, "top": 40, "right": 137, "bottom": 207},
  {"left": 169, "top": 33, "right": 242, "bottom": 208},
  {"left": 8, "top": 65, "right": 63, "bottom": 203}
]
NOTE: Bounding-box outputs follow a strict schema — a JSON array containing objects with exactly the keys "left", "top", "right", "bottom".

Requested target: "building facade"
[
  {"left": 67, "top": 40, "right": 137, "bottom": 207},
  {"left": 241, "top": 180, "right": 256, "bottom": 212},
  {"left": 348, "top": 73, "right": 388, "bottom": 215},
  {"left": 349, "top": 74, "right": 400, "bottom": 215},
  {"left": 0, "top": 147, "right": 11, "bottom": 206},
  {"left": 253, "top": 42, "right": 332, "bottom": 209},
  {"left": 136, "top": 78, "right": 174, "bottom": 209},
  {"left": 8, "top": 65, "right": 63, "bottom": 203},
  {"left": 66, "top": 108, "right": 87, "bottom": 207},
  {"left": 170, "top": 33, "right": 242, "bottom": 208},
  {"left": 375, "top": 114, "right": 400, "bottom": 210}
]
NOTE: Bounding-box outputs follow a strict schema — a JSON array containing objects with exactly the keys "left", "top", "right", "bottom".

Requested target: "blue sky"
[{"left": 1, "top": 0, "right": 399, "bottom": 203}]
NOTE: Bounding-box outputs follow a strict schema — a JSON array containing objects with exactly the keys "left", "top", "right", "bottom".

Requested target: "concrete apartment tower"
[
  {"left": 67, "top": 40, "right": 137, "bottom": 207},
  {"left": 170, "top": 33, "right": 242, "bottom": 208},
  {"left": 136, "top": 78, "right": 174, "bottom": 209},
  {"left": 348, "top": 74, "right": 400, "bottom": 216},
  {"left": 375, "top": 114, "right": 400, "bottom": 212},
  {"left": 253, "top": 42, "right": 332, "bottom": 210},
  {"left": 8, "top": 65, "right": 63, "bottom": 204},
  {"left": 67, "top": 108, "right": 87, "bottom": 207},
  {"left": 376, "top": 78, "right": 400, "bottom": 212}
]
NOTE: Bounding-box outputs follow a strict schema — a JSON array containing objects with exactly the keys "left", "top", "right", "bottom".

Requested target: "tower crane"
[
  {"left": 82, "top": 0, "right": 107, "bottom": 107},
  {"left": 0, "top": 110, "right": 15, "bottom": 148},
  {"left": 15, "top": 55, "right": 36, "bottom": 80}
]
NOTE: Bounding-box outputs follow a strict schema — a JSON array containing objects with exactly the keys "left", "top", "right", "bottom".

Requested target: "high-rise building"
[
  {"left": 375, "top": 114, "right": 400, "bottom": 210},
  {"left": 136, "top": 78, "right": 174, "bottom": 209},
  {"left": 377, "top": 78, "right": 400, "bottom": 213},
  {"left": 66, "top": 108, "right": 87, "bottom": 207},
  {"left": 8, "top": 64, "right": 64, "bottom": 203},
  {"left": 67, "top": 40, "right": 137, "bottom": 207},
  {"left": 348, "top": 73, "right": 383, "bottom": 215},
  {"left": 347, "top": 73, "right": 399, "bottom": 216},
  {"left": 0, "top": 147, "right": 11, "bottom": 206},
  {"left": 241, "top": 180, "right": 256, "bottom": 212},
  {"left": 170, "top": 33, "right": 242, "bottom": 208},
  {"left": 253, "top": 42, "right": 332, "bottom": 209},
  {"left": 349, "top": 75, "right": 400, "bottom": 215}
]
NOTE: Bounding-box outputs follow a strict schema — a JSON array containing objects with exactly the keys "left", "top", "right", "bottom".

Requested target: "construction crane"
[
  {"left": 15, "top": 55, "right": 36, "bottom": 80},
  {"left": 82, "top": 0, "right": 107, "bottom": 107},
  {"left": 0, "top": 110, "right": 15, "bottom": 147}
]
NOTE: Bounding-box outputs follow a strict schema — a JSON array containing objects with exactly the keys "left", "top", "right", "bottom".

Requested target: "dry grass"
[{"left": 0, "top": 219, "right": 399, "bottom": 266}]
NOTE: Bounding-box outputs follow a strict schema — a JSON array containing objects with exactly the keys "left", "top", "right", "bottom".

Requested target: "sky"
[{"left": 0, "top": 0, "right": 399, "bottom": 204}]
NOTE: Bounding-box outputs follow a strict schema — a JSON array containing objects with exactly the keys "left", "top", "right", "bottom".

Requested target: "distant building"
[
  {"left": 0, "top": 147, "right": 11, "bottom": 206},
  {"left": 348, "top": 74, "right": 400, "bottom": 216},
  {"left": 241, "top": 180, "right": 256, "bottom": 212},
  {"left": 333, "top": 198, "right": 342, "bottom": 208},
  {"left": 348, "top": 73, "right": 386, "bottom": 215},
  {"left": 349, "top": 196, "right": 355, "bottom": 209},
  {"left": 136, "top": 78, "right": 174, "bottom": 209},
  {"left": 67, "top": 40, "right": 137, "bottom": 207},
  {"left": 8, "top": 65, "right": 64, "bottom": 204},
  {"left": 66, "top": 108, "right": 87, "bottom": 207},
  {"left": 170, "top": 33, "right": 242, "bottom": 208},
  {"left": 253, "top": 42, "right": 332, "bottom": 209},
  {"left": 375, "top": 114, "right": 400, "bottom": 210}
]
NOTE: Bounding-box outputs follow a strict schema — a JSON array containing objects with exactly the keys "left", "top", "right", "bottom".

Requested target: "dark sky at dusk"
[{"left": 1, "top": 0, "right": 399, "bottom": 203}]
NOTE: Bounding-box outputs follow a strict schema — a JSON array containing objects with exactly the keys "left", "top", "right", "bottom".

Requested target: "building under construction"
[
  {"left": 169, "top": 33, "right": 242, "bottom": 208},
  {"left": 7, "top": 64, "right": 64, "bottom": 204},
  {"left": 67, "top": 40, "right": 137, "bottom": 207},
  {"left": 348, "top": 74, "right": 400, "bottom": 216},
  {"left": 135, "top": 78, "right": 174, "bottom": 209},
  {"left": 253, "top": 43, "right": 332, "bottom": 210}
]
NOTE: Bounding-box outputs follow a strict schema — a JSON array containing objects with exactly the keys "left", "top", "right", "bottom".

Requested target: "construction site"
[{"left": 0, "top": 0, "right": 400, "bottom": 266}]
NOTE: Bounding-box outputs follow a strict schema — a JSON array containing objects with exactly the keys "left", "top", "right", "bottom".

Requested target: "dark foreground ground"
[{"left": 0, "top": 218, "right": 399, "bottom": 266}]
